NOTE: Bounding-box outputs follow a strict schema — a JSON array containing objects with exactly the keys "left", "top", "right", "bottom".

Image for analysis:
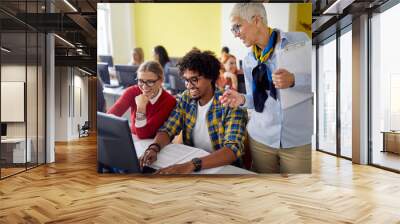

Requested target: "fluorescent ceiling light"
[
  {"left": 323, "top": 0, "right": 354, "bottom": 15},
  {"left": 1, "top": 47, "right": 11, "bottom": 53},
  {"left": 63, "top": 0, "right": 78, "bottom": 12},
  {"left": 78, "top": 67, "right": 93, "bottom": 76},
  {"left": 54, "top": 34, "right": 75, "bottom": 48}
]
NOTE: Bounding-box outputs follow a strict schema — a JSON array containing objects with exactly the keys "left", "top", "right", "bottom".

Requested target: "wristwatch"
[{"left": 191, "top": 157, "right": 202, "bottom": 172}]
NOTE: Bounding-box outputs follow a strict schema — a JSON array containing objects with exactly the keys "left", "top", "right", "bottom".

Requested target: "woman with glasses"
[
  {"left": 107, "top": 61, "right": 176, "bottom": 139},
  {"left": 220, "top": 3, "right": 312, "bottom": 174}
]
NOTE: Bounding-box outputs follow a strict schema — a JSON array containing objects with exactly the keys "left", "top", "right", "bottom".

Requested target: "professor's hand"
[
  {"left": 272, "top": 68, "right": 294, "bottom": 89},
  {"left": 219, "top": 89, "right": 245, "bottom": 108}
]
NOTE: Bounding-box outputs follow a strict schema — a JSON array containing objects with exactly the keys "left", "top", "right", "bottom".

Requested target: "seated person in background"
[
  {"left": 107, "top": 61, "right": 176, "bottom": 139},
  {"left": 139, "top": 50, "right": 248, "bottom": 174},
  {"left": 130, "top": 47, "right": 144, "bottom": 66},
  {"left": 153, "top": 45, "right": 172, "bottom": 88},
  {"left": 220, "top": 46, "right": 230, "bottom": 60},
  {"left": 216, "top": 53, "right": 239, "bottom": 91}
]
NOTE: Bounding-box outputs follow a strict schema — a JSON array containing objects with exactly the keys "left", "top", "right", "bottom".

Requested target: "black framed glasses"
[
  {"left": 137, "top": 78, "right": 160, "bottom": 87},
  {"left": 183, "top": 76, "right": 201, "bottom": 86},
  {"left": 231, "top": 24, "right": 242, "bottom": 36}
]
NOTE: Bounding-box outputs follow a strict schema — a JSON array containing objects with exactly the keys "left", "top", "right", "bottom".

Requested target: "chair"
[
  {"left": 167, "top": 67, "right": 186, "bottom": 95},
  {"left": 169, "top": 57, "right": 181, "bottom": 67},
  {"left": 99, "top": 55, "right": 114, "bottom": 67},
  {"left": 97, "top": 62, "right": 110, "bottom": 85},
  {"left": 78, "top": 121, "right": 90, "bottom": 138},
  {"left": 115, "top": 65, "right": 139, "bottom": 88}
]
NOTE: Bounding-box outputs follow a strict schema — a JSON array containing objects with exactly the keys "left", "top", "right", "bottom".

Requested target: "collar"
[
  {"left": 278, "top": 29, "right": 289, "bottom": 48},
  {"left": 149, "top": 88, "right": 162, "bottom": 105},
  {"left": 189, "top": 88, "right": 224, "bottom": 111}
]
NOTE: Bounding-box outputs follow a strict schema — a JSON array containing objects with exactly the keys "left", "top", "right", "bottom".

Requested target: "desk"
[
  {"left": 1, "top": 138, "right": 31, "bottom": 163},
  {"left": 103, "top": 86, "right": 130, "bottom": 121},
  {"left": 133, "top": 136, "right": 256, "bottom": 175},
  {"left": 381, "top": 131, "right": 400, "bottom": 154}
]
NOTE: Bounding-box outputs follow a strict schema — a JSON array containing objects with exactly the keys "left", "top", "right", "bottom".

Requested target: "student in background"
[
  {"left": 107, "top": 61, "right": 176, "bottom": 139},
  {"left": 221, "top": 46, "right": 230, "bottom": 56},
  {"left": 217, "top": 53, "right": 239, "bottom": 91},
  {"left": 153, "top": 45, "right": 172, "bottom": 88},
  {"left": 140, "top": 50, "right": 247, "bottom": 174},
  {"left": 130, "top": 47, "right": 144, "bottom": 66}
]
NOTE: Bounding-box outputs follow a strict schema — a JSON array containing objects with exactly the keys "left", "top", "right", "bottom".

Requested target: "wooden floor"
[{"left": 1, "top": 135, "right": 400, "bottom": 223}]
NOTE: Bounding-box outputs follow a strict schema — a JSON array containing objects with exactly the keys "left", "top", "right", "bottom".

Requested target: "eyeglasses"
[
  {"left": 183, "top": 76, "right": 201, "bottom": 87},
  {"left": 231, "top": 24, "right": 242, "bottom": 36},
  {"left": 137, "top": 78, "right": 160, "bottom": 87}
]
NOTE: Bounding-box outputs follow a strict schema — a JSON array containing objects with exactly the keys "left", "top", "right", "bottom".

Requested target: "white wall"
[
  {"left": 54, "top": 67, "right": 89, "bottom": 141},
  {"left": 221, "top": 3, "right": 290, "bottom": 64}
]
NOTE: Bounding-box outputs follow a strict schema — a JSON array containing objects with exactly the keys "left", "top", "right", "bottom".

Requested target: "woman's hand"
[
  {"left": 219, "top": 89, "right": 245, "bottom": 108},
  {"left": 135, "top": 94, "right": 150, "bottom": 113}
]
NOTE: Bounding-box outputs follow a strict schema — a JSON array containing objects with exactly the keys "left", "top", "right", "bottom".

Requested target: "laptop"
[{"left": 97, "top": 112, "right": 156, "bottom": 174}]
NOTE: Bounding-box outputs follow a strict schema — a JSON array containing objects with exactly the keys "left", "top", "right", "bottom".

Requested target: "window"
[
  {"left": 317, "top": 36, "right": 337, "bottom": 154},
  {"left": 371, "top": 2, "right": 400, "bottom": 171},
  {"left": 339, "top": 28, "right": 352, "bottom": 158},
  {"left": 97, "top": 3, "right": 112, "bottom": 55}
]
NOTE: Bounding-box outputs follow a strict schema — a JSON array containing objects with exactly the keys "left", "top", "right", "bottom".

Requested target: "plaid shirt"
[{"left": 159, "top": 88, "right": 248, "bottom": 159}]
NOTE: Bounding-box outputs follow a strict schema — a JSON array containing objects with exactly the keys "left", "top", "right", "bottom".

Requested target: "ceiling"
[
  {"left": 0, "top": 0, "right": 97, "bottom": 74},
  {"left": 312, "top": 0, "right": 390, "bottom": 44}
]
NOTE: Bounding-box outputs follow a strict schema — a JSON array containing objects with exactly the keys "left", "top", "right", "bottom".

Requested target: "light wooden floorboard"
[{"left": 0, "top": 135, "right": 399, "bottom": 223}]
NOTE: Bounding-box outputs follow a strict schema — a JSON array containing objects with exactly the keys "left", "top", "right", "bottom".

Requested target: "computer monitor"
[
  {"left": 167, "top": 67, "right": 186, "bottom": 94},
  {"left": 115, "top": 65, "right": 139, "bottom": 88},
  {"left": 98, "top": 55, "right": 114, "bottom": 67},
  {"left": 1, "top": 123, "right": 6, "bottom": 137},
  {"left": 97, "top": 112, "right": 155, "bottom": 173},
  {"left": 97, "top": 62, "right": 110, "bottom": 85}
]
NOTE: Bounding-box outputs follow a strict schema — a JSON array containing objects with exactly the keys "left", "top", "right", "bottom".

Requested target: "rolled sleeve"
[
  {"left": 222, "top": 107, "right": 248, "bottom": 158},
  {"left": 158, "top": 97, "right": 183, "bottom": 138}
]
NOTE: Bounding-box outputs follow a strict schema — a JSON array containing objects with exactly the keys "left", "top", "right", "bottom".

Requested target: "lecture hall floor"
[{"left": 0, "top": 135, "right": 400, "bottom": 223}]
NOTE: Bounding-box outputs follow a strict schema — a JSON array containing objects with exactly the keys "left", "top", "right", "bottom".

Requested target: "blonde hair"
[
  {"left": 137, "top": 61, "right": 164, "bottom": 79},
  {"left": 230, "top": 3, "right": 268, "bottom": 25},
  {"left": 133, "top": 47, "right": 144, "bottom": 64}
]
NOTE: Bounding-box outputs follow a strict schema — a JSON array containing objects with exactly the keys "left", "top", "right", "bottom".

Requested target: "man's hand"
[
  {"left": 272, "top": 68, "right": 294, "bottom": 89},
  {"left": 139, "top": 148, "right": 157, "bottom": 168},
  {"left": 219, "top": 89, "right": 245, "bottom": 108},
  {"left": 154, "top": 162, "right": 195, "bottom": 175},
  {"left": 135, "top": 94, "right": 150, "bottom": 112}
]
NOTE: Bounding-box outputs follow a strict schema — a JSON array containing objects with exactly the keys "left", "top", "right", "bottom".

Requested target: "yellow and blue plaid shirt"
[{"left": 159, "top": 88, "right": 248, "bottom": 159}]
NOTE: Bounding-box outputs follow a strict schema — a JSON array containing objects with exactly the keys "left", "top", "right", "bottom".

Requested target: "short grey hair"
[{"left": 230, "top": 3, "right": 268, "bottom": 25}]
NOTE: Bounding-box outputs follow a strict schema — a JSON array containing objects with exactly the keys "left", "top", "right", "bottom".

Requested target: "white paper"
[
  {"left": 133, "top": 138, "right": 153, "bottom": 157},
  {"left": 151, "top": 144, "right": 199, "bottom": 169},
  {"left": 276, "top": 40, "right": 313, "bottom": 109},
  {"left": 132, "top": 135, "right": 243, "bottom": 174}
]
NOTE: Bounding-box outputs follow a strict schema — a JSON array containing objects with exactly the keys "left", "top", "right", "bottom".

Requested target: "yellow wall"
[
  {"left": 133, "top": 3, "right": 221, "bottom": 61},
  {"left": 289, "top": 3, "right": 312, "bottom": 38}
]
